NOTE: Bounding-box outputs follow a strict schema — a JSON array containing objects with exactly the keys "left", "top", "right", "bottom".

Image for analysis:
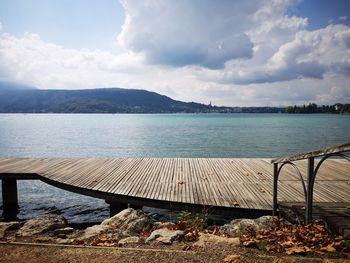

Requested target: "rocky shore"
[{"left": 0, "top": 208, "right": 349, "bottom": 262}]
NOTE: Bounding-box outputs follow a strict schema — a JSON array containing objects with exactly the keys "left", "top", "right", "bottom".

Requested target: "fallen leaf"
[
  {"left": 232, "top": 202, "right": 240, "bottom": 207},
  {"left": 223, "top": 254, "right": 240, "bottom": 263},
  {"left": 321, "top": 245, "right": 336, "bottom": 253},
  {"left": 286, "top": 246, "right": 307, "bottom": 255},
  {"left": 280, "top": 241, "right": 294, "bottom": 247},
  {"left": 178, "top": 180, "right": 185, "bottom": 185}
]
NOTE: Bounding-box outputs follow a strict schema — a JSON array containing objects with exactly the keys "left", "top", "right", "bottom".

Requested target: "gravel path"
[{"left": 0, "top": 242, "right": 330, "bottom": 263}]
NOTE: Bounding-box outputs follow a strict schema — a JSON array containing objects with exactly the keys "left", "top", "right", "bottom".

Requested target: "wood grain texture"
[{"left": 0, "top": 158, "right": 348, "bottom": 211}]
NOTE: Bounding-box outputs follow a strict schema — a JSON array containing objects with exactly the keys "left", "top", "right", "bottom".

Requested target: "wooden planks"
[{"left": 0, "top": 157, "right": 349, "bottom": 211}]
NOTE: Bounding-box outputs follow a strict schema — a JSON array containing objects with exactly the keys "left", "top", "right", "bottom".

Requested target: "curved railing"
[{"left": 271, "top": 143, "right": 350, "bottom": 224}]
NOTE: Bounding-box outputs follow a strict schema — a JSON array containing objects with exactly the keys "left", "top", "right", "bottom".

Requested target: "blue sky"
[{"left": 0, "top": 0, "right": 349, "bottom": 106}]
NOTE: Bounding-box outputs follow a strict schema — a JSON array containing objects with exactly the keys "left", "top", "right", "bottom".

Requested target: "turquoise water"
[
  {"left": 0, "top": 113, "right": 349, "bottom": 222},
  {"left": 0, "top": 113, "right": 349, "bottom": 158}
]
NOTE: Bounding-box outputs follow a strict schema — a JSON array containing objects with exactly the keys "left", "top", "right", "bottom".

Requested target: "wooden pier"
[{"left": 0, "top": 157, "right": 349, "bottom": 221}]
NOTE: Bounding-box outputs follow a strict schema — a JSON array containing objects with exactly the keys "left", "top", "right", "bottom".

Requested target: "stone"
[
  {"left": 118, "top": 236, "right": 140, "bottom": 245},
  {"left": 194, "top": 233, "right": 240, "bottom": 247},
  {"left": 0, "top": 221, "right": 20, "bottom": 238},
  {"left": 17, "top": 214, "right": 67, "bottom": 237},
  {"left": 77, "top": 224, "right": 111, "bottom": 242},
  {"left": 54, "top": 227, "right": 75, "bottom": 235},
  {"left": 222, "top": 216, "right": 276, "bottom": 236},
  {"left": 56, "top": 238, "right": 74, "bottom": 245},
  {"left": 35, "top": 236, "right": 54, "bottom": 243},
  {"left": 146, "top": 229, "right": 184, "bottom": 244},
  {"left": 101, "top": 208, "right": 152, "bottom": 236}
]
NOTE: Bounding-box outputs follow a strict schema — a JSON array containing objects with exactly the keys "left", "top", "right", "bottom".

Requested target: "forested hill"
[{"left": 0, "top": 85, "right": 218, "bottom": 113}]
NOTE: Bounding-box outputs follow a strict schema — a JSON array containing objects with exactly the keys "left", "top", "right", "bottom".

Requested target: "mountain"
[
  {"left": 0, "top": 83, "right": 215, "bottom": 113},
  {"left": 0, "top": 81, "right": 283, "bottom": 113}
]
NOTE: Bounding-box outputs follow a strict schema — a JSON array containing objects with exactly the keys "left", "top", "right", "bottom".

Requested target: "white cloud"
[
  {"left": 0, "top": 32, "right": 145, "bottom": 88},
  {"left": 339, "top": 16, "right": 348, "bottom": 21},
  {"left": 211, "top": 24, "right": 350, "bottom": 85}
]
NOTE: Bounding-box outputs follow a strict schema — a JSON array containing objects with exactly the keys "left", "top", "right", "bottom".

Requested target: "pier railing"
[{"left": 271, "top": 143, "right": 350, "bottom": 224}]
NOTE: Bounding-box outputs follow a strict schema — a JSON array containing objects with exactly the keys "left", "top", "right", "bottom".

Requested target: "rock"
[
  {"left": 194, "top": 233, "right": 240, "bottom": 247},
  {"left": 118, "top": 236, "right": 140, "bottom": 245},
  {"left": 222, "top": 216, "right": 276, "bottom": 236},
  {"left": 0, "top": 221, "right": 20, "bottom": 238},
  {"left": 17, "top": 214, "right": 67, "bottom": 237},
  {"left": 54, "top": 227, "right": 75, "bottom": 235},
  {"left": 146, "top": 229, "right": 184, "bottom": 244},
  {"left": 56, "top": 238, "right": 74, "bottom": 245},
  {"left": 153, "top": 222, "right": 175, "bottom": 229},
  {"left": 101, "top": 208, "right": 152, "bottom": 236},
  {"left": 35, "top": 236, "right": 54, "bottom": 243},
  {"left": 77, "top": 224, "right": 112, "bottom": 242}
]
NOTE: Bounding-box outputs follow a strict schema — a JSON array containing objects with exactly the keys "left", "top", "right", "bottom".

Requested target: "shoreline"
[{"left": 1, "top": 209, "right": 348, "bottom": 262}]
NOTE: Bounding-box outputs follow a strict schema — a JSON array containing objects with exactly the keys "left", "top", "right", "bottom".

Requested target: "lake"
[{"left": 0, "top": 113, "right": 349, "bottom": 222}]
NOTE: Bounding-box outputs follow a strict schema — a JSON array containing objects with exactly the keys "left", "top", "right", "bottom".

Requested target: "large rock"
[
  {"left": 194, "top": 233, "right": 240, "bottom": 247},
  {"left": 146, "top": 229, "right": 184, "bottom": 244},
  {"left": 222, "top": 216, "right": 276, "bottom": 236},
  {"left": 0, "top": 221, "right": 20, "bottom": 238},
  {"left": 77, "top": 225, "right": 112, "bottom": 242},
  {"left": 101, "top": 208, "right": 152, "bottom": 236},
  {"left": 17, "top": 214, "right": 67, "bottom": 237},
  {"left": 77, "top": 208, "right": 152, "bottom": 242}
]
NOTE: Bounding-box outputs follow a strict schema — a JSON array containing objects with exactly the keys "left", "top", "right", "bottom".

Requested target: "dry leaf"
[
  {"left": 286, "top": 246, "right": 307, "bottom": 255},
  {"left": 321, "top": 245, "right": 336, "bottom": 253},
  {"left": 178, "top": 180, "right": 185, "bottom": 185},
  {"left": 223, "top": 254, "right": 240, "bottom": 263},
  {"left": 233, "top": 202, "right": 240, "bottom": 207}
]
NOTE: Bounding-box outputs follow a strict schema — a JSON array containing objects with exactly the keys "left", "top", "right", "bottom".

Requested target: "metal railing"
[{"left": 271, "top": 143, "right": 350, "bottom": 224}]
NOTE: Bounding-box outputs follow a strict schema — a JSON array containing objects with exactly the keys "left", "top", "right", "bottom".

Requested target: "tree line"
[{"left": 284, "top": 103, "right": 350, "bottom": 114}]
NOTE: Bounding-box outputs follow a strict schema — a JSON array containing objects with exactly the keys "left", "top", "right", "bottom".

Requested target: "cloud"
[
  {"left": 0, "top": 32, "right": 145, "bottom": 88},
  {"left": 215, "top": 24, "right": 350, "bottom": 84},
  {"left": 339, "top": 16, "right": 348, "bottom": 21},
  {"left": 117, "top": 0, "right": 272, "bottom": 69}
]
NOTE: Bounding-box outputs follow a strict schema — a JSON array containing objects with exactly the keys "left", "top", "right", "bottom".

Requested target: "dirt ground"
[{"left": 0, "top": 242, "right": 346, "bottom": 263}]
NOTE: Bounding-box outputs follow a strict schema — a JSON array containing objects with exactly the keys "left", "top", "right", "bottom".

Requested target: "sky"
[{"left": 0, "top": 0, "right": 349, "bottom": 106}]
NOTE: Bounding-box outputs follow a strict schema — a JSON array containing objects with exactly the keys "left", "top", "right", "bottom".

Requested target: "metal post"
[
  {"left": 2, "top": 178, "right": 19, "bottom": 220},
  {"left": 272, "top": 163, "right": 278, "bottom": 216},
  {"left": 305, "top": 157, "right": 314, "bottom": 224}
]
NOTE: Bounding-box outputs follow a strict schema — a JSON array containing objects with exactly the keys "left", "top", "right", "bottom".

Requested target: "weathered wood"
[
  {"left": 0, "top": 157, "right": 348, "bottom": 216},
  {"left": 271, "top": 143, "right": 350, "bottom": 163}
]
